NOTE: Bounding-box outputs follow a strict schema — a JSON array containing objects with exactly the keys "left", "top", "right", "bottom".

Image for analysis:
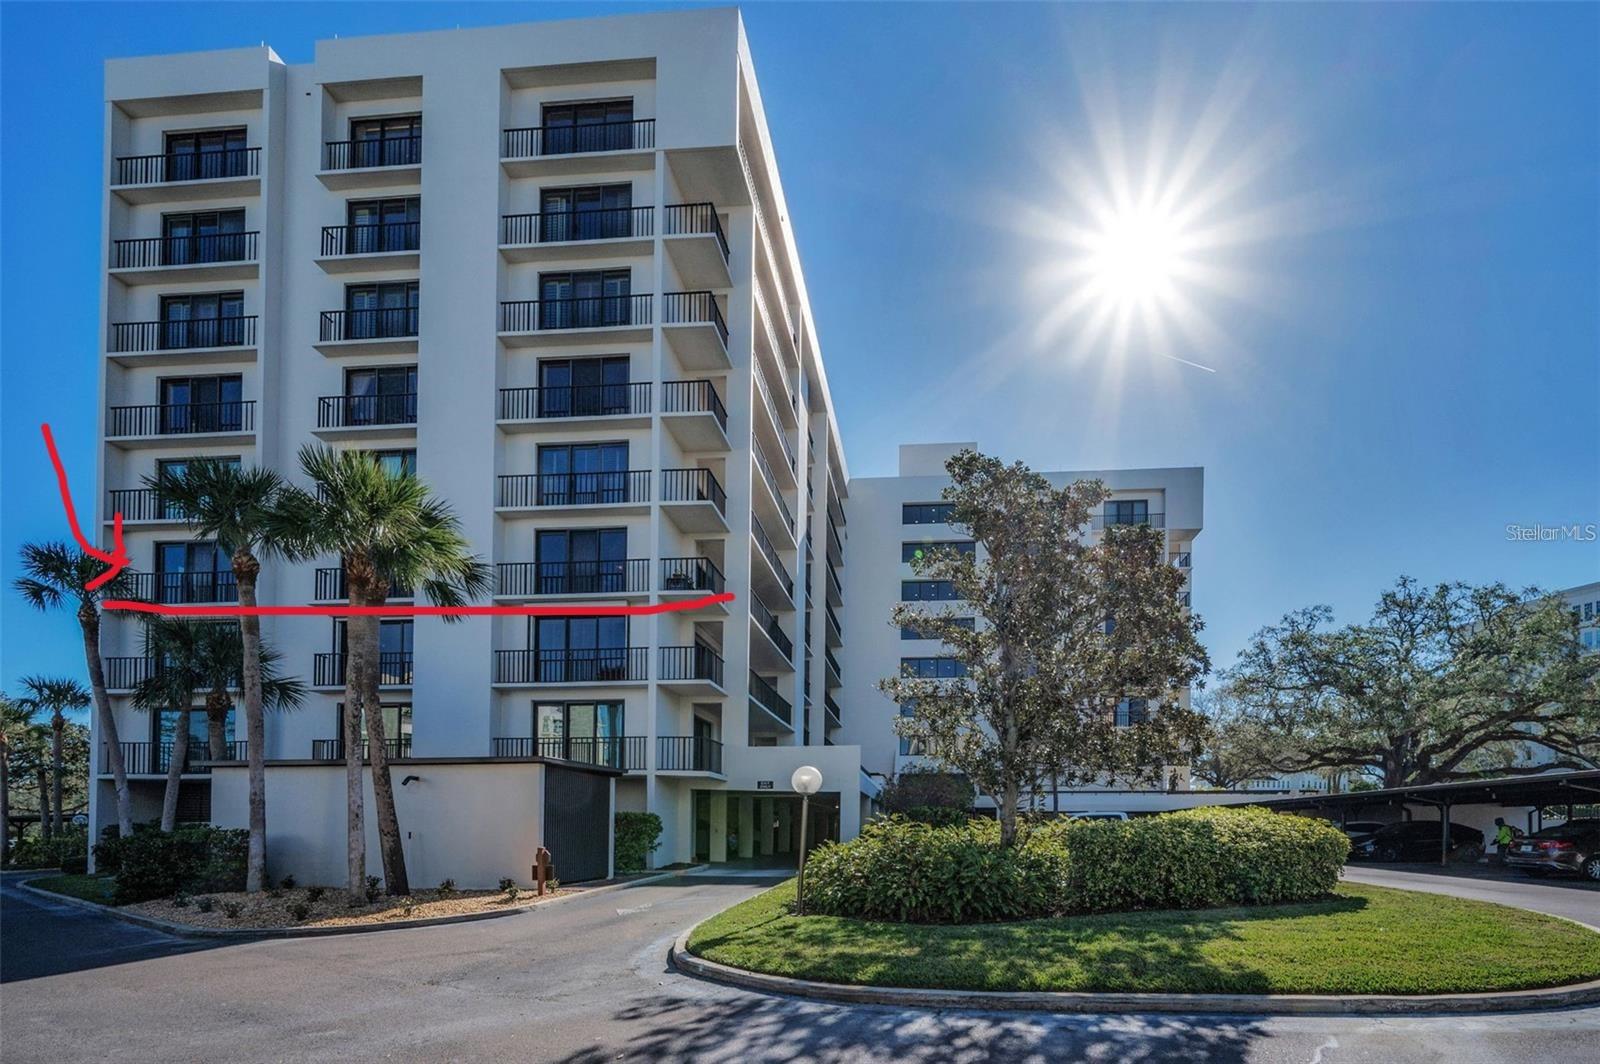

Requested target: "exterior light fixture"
[{"left": 791, "top": 765, "right": 823, "bottom": 914}]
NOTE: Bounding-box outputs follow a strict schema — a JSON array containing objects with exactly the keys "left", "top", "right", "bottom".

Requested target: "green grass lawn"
[
  {"left": 687, "top": 880, "right": 1600, "bottom": 995},
  {"left": 28, "top": 874, "right": 116, "bottom": 905}
]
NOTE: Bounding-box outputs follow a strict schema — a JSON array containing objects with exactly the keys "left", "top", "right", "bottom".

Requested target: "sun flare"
[{"left": 1082, "top": 202, "right": 1191, "bottom": 310}]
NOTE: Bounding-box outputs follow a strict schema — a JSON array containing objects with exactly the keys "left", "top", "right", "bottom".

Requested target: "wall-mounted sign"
[{"left": 756, "top": 780, "right": 774, "bottom": 790}]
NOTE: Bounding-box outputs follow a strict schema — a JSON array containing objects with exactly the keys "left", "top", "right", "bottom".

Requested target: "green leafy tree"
[
  {"left": 880, "top": 450, "right": 1208, "bottom": 846},
  {"left": 13, "top": 542, "right": 136, "bottom": 836},
  {"left": 1, "top": 694, "right": 42, "bottom": 862},
  {"left": 1228, "top": 577, "right": 1600, "bottom": 787},
  {"left": 18, "top": 676, "right": 90, "bottom": 839},
  {"left": 1190, "top": 683, "right": 1281, "bottom": 790},
  {"left": 147, "top": 458, "right": 290, "bottom": 889},
  {"left": 274, "top": 445, "right": 490, "bottom": 896},
  {"left": 879, "top": 768, "right": 976, "bottom": 824}
]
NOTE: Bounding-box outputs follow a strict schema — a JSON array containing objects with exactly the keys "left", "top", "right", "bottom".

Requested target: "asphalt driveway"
[
  {"left": 1341, "top": 864, "right": 1600, "bottom": 927},
  {"left": 3, "top": 870, "right": 1598, "bottom": 1063}
]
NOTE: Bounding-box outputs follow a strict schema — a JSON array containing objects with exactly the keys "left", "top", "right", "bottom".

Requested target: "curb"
[
  {"left": 669, "top": 927, "right": 1600, "bottom": 1017},
  {"left": 16, "top": 866, "right": 704, "bottom": 940}
]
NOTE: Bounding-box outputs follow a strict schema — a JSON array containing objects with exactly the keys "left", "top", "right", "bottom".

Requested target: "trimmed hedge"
[
  {"left": 803, "top": 807, "right": 1348, "bottom": 924},
  {"left": 2, "top": 829, "right": 88, "bottom": 870},
  {"left": 614, "top": 811, "right": 663, "bottom": 873},
  {"left": 93, "top": 823, "right": 248, "bottom": 904}
]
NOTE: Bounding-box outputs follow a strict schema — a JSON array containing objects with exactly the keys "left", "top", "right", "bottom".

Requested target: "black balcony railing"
[
  {"left": 661, "top": 380, "right": 728, "bottom": 432},
  {"left": 112, "top": 232, "right": 258, "bottom": 270},
  {"left": 660, "top": 557, "right": 724, "bottom": 594},
  {"left": 101, "top": 741, "right": 224, "bottom": 775},
  {"left": 108, "top": 488, "right": 186, "bottom": 523},
  {"left": 661, "top": 468, "right": 726, "bottom": 515},
  {"left": 499, "top": 206, "right": 654, "bottom": 245},
  {"left": 493, "top": 647, "right": 648, "bottom": 684},
  {"left": 497, "top": 382, "right": 651, "bottom": 421},
  {"left": 310, "top": 737, "right": 413, "bottom": 761},
  {"left": 316, "top": 393, "right": 418, "bottom": 428},
  {"left": 323, "top": 136, "right": 421, "bottom": 171},
  {"left": 750, "top": 515, "right": 795, "bottom": 598},
  {"left": 825, "top": 693, "right": 843, "bottom": 727},
  {"left": 748, "top": 671, "right": 793, "bottom": 726},
  {"left": 657, "top": 736, "right": 723, "bottom": 774},
  {"left": 663, "top": 203, "right": 729, "bottom": 261},
  {"left": 320, "top": 221, "right": 420, "bottom": 256},
  {"left": 750, "top": 595, "right": 795, "bottom": 659},
  {"left": 499, "top": 295, "right": 652, "bottom": 332},
  {"left": 826, "top": 602, "right": 843, "bottom": 640},
  {"left": 826, "top": 647, "right": 843, "bottom": 686},
  {"left": 1091, "top": 511, "right": 1166, "bottom": 530},
  {"left": 115, "top": 147, "right": 260, "bottom": 186},
  {"left": 313, "top": 568, "right": 413, "bottom": 601},
  {"left": 319, "top": 307, "right": 418, "bottom": 342},
  {"left": 106, "top": 401, "right": 255, "bottom": 438},
  {"left": 660, "top": 644, "right": 724, "bottom": 687},
  {"left": 662, "top": 291, "right": 728, "bottom": 345},
  {"left": 493, "top": 735, "right": 644, "bottom": 770},
  {"left": 496, "top": 559, "right": 649, "bottom": 597},
  {"left": 496, "top": 470, "right": 651, "bottom": 508},
  {"left": 123, "top": 570, "right": 239, "bottom": 604},
  {"left": 103, "top": 657, "right": 156, "bottom": 690},
  {"left": 501, "top": 119, "right": 655, "bottom": 159},
  {"left": 110, "top": 316, "right": 257, "bottom": 353},
  {"left": 313, "top": 652, "right": 413, "bottom": 687}
]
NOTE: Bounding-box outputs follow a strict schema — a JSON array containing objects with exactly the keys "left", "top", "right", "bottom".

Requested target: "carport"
[{"left": 1248, "top": 769, "right": 1600, "bottom": 866}]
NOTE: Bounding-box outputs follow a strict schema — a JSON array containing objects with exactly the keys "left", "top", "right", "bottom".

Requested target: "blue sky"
[{"left": 3, "top": 2, "right": 1597, "bottom": 713}]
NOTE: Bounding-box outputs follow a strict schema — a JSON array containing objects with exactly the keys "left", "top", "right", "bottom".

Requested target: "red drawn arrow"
[{"left": 42, "top": 422, "right": 130, "bottom": 590}]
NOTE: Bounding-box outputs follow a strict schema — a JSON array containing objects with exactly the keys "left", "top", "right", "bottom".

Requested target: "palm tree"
[
  {"left": 275, "top": 445, "right": 490, "bottom": 896},
  {"left": 146, "top": 459, "right": 289, "bottom": 890},
  {"left": 18, "top": 676, "right": 91, "bottom": 842},
  {"left": 14, "top": 542, "right": 135, "bottom": 836},
  {"left": 1, "top": 694, "right": 42, "bottom": 864}
]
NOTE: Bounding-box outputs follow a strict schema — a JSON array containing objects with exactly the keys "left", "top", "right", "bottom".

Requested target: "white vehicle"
[{"left": 1065, "top": 811, "right": 1130, "bottom": 821}]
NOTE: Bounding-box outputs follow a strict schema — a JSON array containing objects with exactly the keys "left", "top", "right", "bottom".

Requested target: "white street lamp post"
[{"left": 791, "top": 765, "right": 823, "bottom": 915}]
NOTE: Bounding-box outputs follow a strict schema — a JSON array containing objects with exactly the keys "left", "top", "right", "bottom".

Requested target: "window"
[
  {"left": 346, "top": 197, "right": 419, "bottom": 253},
  {"left": 336, "top": 703, "right": 413, "bottom": 757},
  {"left": 159, "top": 375, "right": 243, "bottom": 433},
  {"left": 536, "top": 528, "right": 628, "bottom": 594},
  {"left": 902, "top": 580, "right": 960, "bottom": 602},
  {"left": 160, "top": 292, "right": 245, "bottom": 349},
  {"left": 535, "top": 701, "right": 626, "bottom": 767},
  {"left": 345, "top": 281, "right": 418, "bottom": 339},
  {"left": 349, "top": 115, "right": 421, "bottom": 168},
  {"left": 154, "top": 706, "right": 232, "bottom": 749},
  {"left": 155, "top": 456, "right": 240, "bottom": 520},
  {"left": 902, "top": 502, "right": 956, "bottom": 525},
  {"left": 333, "top": 619, "right": 413, "bottom": 683},
  {"left": 529, "top": 616, "right": 631, "bottom": 682},
  {"left": 541, "top": 100, "right": 635, "bottom": 155},
  {"left": 539, "top": 184, "right": 634, "bottom": 241},
  {"left": 901, "top": 540, "right": 975, "bottom": 563},
  {"left": 164, "top": 127, "right": 248, "bottom": 180},
  {"left": 1115, "top": 698, "right": 1149, "bottom": 727},
  {"left": 344, "top": 366, "right": 417, "bottom": 425},
  {"left": 162, "top": 209, "right": 247, "bottom": 264},
  {"left": 1105, "top": 499, "right": 1150, "bottom": 526},
  {"left": 538, "top": 356, "right": 631, "bottom": 417},
  {"left": 368, "top": 449, "right": 417, "bottom": 478},
  {"left": 536, "top": 442, "right": 630, "bottom": 504},
  {"left": 901, "top": 617, "right": 974, "bottom": 640},
  {"left": 155, "top": 541, "right": 234, "bottom": 603},
  {"left": 538, "top": 270, "right": 632, "bottom": 328},
  {"left": 900, "top": 657, "right": 967, "bottom": 679},
  {"left": 897, "top": 703, "right": 927, "bottom": 757}
]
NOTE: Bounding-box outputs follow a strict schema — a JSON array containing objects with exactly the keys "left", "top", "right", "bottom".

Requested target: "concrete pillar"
[
  {"left": 709, "top": 791, "right": 728, "bottom": 863},
  {"left": 839, "top": 790, "right": 861, "bottom": 843},
  {"left": 737, "top": 796, "right": 755, "bottom": 859},
  {"left": 776, "top": 799, "right": 792, "bottom": 852},
  {"left": 757, "top": 797, "right": 775, "bottom": 856}
]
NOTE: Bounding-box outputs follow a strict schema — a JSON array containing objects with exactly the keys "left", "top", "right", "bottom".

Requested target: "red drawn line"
[
  {"left": 100, "top": 594, "right": 736, "bottom": 618},
  {"left": 42, "top": 422, "right": 129, "bottom": 589}
]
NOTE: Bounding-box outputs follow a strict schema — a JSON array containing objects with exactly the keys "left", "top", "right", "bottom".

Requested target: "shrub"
[
  {"left": 6, "top": 828, "right": 89, "bottom": 870},
  {"left": 437, "top": 878, "right": 456, "bottom": 896},
  {"left": 195, "top": 896, "right": 215, "bottom": 913},
  {"left": 60, "top": 854, "right": 89, "bottom": 875},
  {"left": 365, "top": 875, "right": 382, "bottom": 902},
  {"left": 498, "top": 876, "right": 516, "bottom": 892},
  {"left": 614, "top": 811, "right": 663, "bottom": 872},
  {"left": 287, "top": 901, "right": 312, "bottom": 921},
  {"left": 99, "top": 824, "right": 249, "bottom": 905},
  {"left": 880, "top": 769, "right": 976, "bottom": 824},
  {"left": 279, "top": 874, "right": 296, "bottom": 890},
  {"left": 804, "top": 816, "right": 1068, "bottom": 923},
  {"left": 305, "top": 886, "right": 326, "bottom": 904},
  {"left": 221, "top": 901, "right": 243, "bottom": 919}
]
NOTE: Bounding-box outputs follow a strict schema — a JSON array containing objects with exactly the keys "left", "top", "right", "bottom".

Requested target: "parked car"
[
  {"left": 1349, "top": 821, "right": 1484, "bottom": 863},
  {"left": 1505, "top": 819, "right": 1600, "bottom": 880},
  {"left": 1066, "top": 812, "right": 1128, "bottom": 821},
  {"left": 1339, "top": 820, "right": 1389, "bottom": 847}
]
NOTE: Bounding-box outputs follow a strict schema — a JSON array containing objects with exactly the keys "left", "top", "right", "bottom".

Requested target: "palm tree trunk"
[
  {"left": 160, "top": 707, "right": 191, "bottom": 832},
  {"left": 206, "top": 697, "right": 227, "bottom": 762},
  {"left": 82, "top": 612, "right": 133, "bottom": 837},
  {"left": 343, "top": 604, "right": 373, "bottom": 897},
  {"left": 36, "top": 768, "right": 53, "bottom": 839},
  {"left": 349, "top": 581, "right": 408, "bottom": 896},
  {"left": 51, "top": 714, "right": 65, "bottom": 841},
  {"left": 235, "top": 560, "right": 269, "bottom": 892}
]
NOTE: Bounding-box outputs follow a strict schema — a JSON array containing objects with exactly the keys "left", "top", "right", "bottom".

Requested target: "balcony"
[
  {"left": 1091, "top": 511, "right": 1166, "bottom": 530},
  {"left": 318, "top": 136, "right": 421, "bottom": 190},
  {"left": 496, "top": 382, "right": 651, "bottom": 432},
  {"left": 826, "top": 561, "right": 844, "bottom": 608},
  {"left": 313, "top": 393, "right": 418, "bottom": 440},
  {"left": 108, "top": 316, "right": 258, "bottom": 367},
  {"left": 498, "top": 295, "right": 652, "bottom": 347},
  {"left": 312, "top": 652, "right": 413, "bottom": 689},
  {"left": 111, "top": 148, "right": 260, "bottom": 203},
  {"left": 310, "top": 737, "right": 413, "bottom": 762},
  {"left": 107, "top": 489, "right": 187, "bottom": 527},
  {"left": 662, "top": 203, "right": 732, "bottom": 288},
  {"left": 492, "top": 735, "right": 644, "bottom": 771},
  {"left": 495, "top": 471, "right": 651, "bottom": 517},
  {"left": 752, "top": 444, "right": 796, "bottom": 539},
  {"left": 825, "top": 602, "right": 843, "bottom": 647},
  {"left": 493, "top": 647, "right": 648, "bottom": 686},
  {"left": 659, "top": 644, "right": 726, "bottom": 696},
  {"left": 494, "top": 559, "right": 649, "bottom": 600},
  {"left": 749, "top": 594, "right": 795, "bottom": 671},
  {"left": 750, "top": 514, "right": 795, "bottom": 602},
  {"left": 316, "top": 308, "right": 419, "bottom": 356},
  {"left": 104, "top": 657, "right": 155, "bottom": 692},
  {"left": 827, "top": 519, "right": 845, "bottom": 567},
  {"left": 659, "top": 557, "right": 727, "bottom": 614},
  {"left": 824, "top": 693, "right": 843, "bottom": 730},
  {"left": 105, "top": 401, "right": 255, "bottom": 447},
  {"left": 500, "top": 119, "right": 655, "bottom": 178},
  {"left": 122, "top": 570, "right": 238, "bottom": 605},
  {"left": 498, "top": 206, "right": 654, "bottom": 263},
  {"left": 313, "top": 568, "right": 413, "bottom": 602},
  {"left": 825, "top": 647, "right": 843, "bottom": 690},
  {"left": 657, "top": 736, "right": 724, "bottom": 776},
  {"left": 661, "top": 291, "right": 730, "bottom": 370},
  {"left": 99, "top": 740, "right": 241, "bottom": 776},
  {"left": 316, "top": 222, "right": 421, "bottom": 273},
  {"left": 110, "top": 232, "right": 259, "bottom": 284},
  {"left": 661, "top": 380, "right": 729, "bottom": 451},
  {"left": 748, "top": 671, "right": 794, "bottom": 733},
  {"left": 660, "top": 468, "right": 728, "bottom": 533}
]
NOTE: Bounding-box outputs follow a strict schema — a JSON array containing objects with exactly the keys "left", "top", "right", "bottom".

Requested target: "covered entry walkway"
[{"left": 692, "top": 790, "right": 841, "bottom": 865}]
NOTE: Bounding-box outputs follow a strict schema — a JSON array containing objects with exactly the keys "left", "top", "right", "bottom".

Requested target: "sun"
[{"left": 1082, "top": 202, "right": 1191, "bottom": 310}]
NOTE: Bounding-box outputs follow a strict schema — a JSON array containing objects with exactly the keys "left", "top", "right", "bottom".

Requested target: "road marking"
[{"left": 617, "top": 903, "right": 654, "bottom": 915}]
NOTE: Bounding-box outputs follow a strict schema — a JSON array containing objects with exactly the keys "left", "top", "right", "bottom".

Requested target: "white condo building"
[{"left": 89, "top": 10, "right": 1208, "bottom": 885}]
